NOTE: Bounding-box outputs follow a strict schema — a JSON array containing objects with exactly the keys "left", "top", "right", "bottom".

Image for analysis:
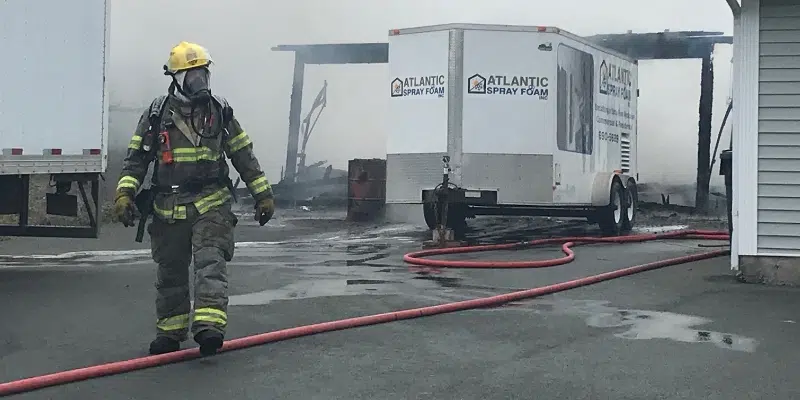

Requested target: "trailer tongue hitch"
[
  {"left": 436, "top": 155, "right": 451, "bottom": 229},
  {"left": 423, "top": 156, "right": 463, "bottom": 249}
]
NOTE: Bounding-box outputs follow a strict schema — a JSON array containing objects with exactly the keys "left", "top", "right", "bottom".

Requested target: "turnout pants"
[{"left": 147, "top": 202, "right": 237, "bottom": 341}]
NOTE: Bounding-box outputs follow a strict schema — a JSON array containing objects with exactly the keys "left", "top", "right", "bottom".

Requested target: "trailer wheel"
[
  {"left": 621, "top": 181, "right": 638, "bottom": 233},
  {"left": 597, "top": 179, "right": 625, "bottom": 236}
]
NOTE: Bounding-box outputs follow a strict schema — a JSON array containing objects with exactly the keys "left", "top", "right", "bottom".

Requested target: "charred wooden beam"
[
  {"left": 695, "top": 50, "right": 715, "bottom": 213},
  {"left": 284, "top": 53, "right": 306, "bottom": 185}
]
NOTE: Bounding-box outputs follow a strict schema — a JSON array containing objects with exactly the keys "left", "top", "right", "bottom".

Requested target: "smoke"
[
  {"left": 638, "top": 45, "right": 733, "bottom": 191},
  {"left": 107, "top": 0, "right": 734, "bottom": 189}
]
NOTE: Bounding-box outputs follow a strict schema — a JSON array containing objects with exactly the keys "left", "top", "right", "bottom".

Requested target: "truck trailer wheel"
[
  {"left": 597, "top": 179, "right": 625, "bottom": 236},
  {"left": 621, "top": 181, "right": 638, "bottom": 233}
]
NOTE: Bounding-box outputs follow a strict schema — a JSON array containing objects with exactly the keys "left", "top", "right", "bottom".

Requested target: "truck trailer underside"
[
  {"left": 419, "top": 164, "right": 639, "bottom": 236},
  {"left": 0, "top": 174, "right": 102, "bottom": 238}
]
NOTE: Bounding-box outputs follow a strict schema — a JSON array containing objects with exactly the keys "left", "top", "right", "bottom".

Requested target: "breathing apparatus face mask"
[{"left": 174, "top": 67, "right": 211, "bottom": 103}]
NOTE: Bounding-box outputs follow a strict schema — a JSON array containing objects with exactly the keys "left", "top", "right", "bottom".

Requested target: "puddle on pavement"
[
  {"left": 477, "top": 298, "right": 758, "bottom": 353},
  {"left": 228, "top": 275, "right": 483, "bottom": 307},
  {"left": 412, "top": 275, "right": 463, "bottom": 288},
  {"left": 0, "top": 225, "right": 419, "bottom": 267},
  {"left": 227, "top": 237, "right": 479, "bottom": 306},
  {"left": 465, "top": 218, "right": 593, "bottom": 244},
  {"left": 0, "top": 249, "right": 155, "bottom": 267},
  {"left": 229, "top": 279, "right": 403, "bottom": 305},
  {"left": 585, "top": 306, "right": 757, "bottom": 352}
]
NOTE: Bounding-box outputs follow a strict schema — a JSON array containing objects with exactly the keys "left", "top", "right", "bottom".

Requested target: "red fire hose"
[{"left": 0, "top": 229, "right": 729, "bottom": 397}]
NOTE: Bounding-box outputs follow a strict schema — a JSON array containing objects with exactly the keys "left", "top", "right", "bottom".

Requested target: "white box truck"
[
  {"left": 386, "top": 24, "right": 640, "bottom": 235},
  {"left": 0, "top": 0, "right": 110, "bottom": 238}
]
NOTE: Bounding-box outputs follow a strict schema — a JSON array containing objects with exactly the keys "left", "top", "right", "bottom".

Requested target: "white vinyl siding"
[{"left": 757, "top": 0, "right": 800, "bottom": 254}]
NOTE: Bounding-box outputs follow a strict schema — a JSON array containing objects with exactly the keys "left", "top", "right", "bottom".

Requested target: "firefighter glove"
[
  {"left": 255, "top": 198, "right": 274, "bottom": 226},
  {"left": 114, "top": 193, "right": 138, "bottom": 227}
]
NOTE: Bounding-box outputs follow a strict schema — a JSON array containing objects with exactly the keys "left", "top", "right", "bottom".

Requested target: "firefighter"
[{"left": 113, "top": 41, "right": 275, "bottom": 356}]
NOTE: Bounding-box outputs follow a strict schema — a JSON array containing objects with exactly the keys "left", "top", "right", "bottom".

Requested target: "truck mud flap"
[
  {"left": 46, "top": 192, "right": 79, "bottom": 217},
  {"left": 0, "top": 176, "right": 24, "bottom": 214}
]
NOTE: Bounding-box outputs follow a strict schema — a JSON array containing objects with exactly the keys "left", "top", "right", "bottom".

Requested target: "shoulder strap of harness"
[
  {"left": 148, "top": 94, "right": 169, "bottom": 130},
  {"left": 143, "top": 95, "right": 169, "bottom": 186},
  {"left": 211, "top": 93, "right": 234, "bottom": 129}
]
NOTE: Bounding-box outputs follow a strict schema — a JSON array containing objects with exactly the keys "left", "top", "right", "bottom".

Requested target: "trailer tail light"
[
  {"left": 534, "top": 26, "right": 559, "bottom": 33},
  {"left": 48, "top": 149, "right": 62, "bottom": 155},
  {"left": 88, "top": 148, "right": 101, "bottom": 155},
  {"left": 390, "top": 29, "right": 400, "bottom": 35},
  {"left": 11, "top": 148, "right": 23, "bottom": 155}
]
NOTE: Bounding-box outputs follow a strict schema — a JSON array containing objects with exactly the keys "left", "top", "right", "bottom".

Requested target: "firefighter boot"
[
  {"left": 149, "top": 336, "right": 181, "bottom": 355},
  {"left": 194, "top": 330, "right": 224, "bottom": 356}
]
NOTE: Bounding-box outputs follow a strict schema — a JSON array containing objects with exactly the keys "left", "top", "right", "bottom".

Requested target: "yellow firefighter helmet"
[{"left": 164, "top": 41, "right": 213, "bottom": 74}]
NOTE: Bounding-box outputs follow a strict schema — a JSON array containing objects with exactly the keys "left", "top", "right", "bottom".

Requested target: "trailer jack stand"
[
  {"left": 424, "top": 226, "right": 458, "bottom": 249},
  {"left": 423, "top": 156, "right": 465, "bottom": 249},
  {"left": 423, "top": 208, "right": 461, "bottom": 248}
]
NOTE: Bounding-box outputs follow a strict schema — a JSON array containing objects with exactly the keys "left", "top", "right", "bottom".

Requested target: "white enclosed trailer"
[
  {"left": 386, "top": 24, "right": 640, "bottom": 234},
  {"left": 0, "top": 0, "right": 110, "bottom": 238}
]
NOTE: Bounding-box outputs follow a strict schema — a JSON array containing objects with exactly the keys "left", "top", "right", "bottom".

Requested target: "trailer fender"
[{"left": 590, "top": 173, "right": 627, "bottom": 206}]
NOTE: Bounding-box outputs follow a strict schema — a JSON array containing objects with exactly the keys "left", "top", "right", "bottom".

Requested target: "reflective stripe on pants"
[
  {"left": 157, "top": 314, "right": 190, "bottom": 332},
  {"left": 193, "top": 307, "right": 227, "bottom": 328}
]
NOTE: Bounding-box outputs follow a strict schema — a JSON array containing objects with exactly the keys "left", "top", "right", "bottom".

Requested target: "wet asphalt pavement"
[{"left": 2, "top": 209, "right": 800, "bottom": 399}]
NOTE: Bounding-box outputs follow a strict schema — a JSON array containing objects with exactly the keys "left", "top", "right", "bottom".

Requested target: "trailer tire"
[
  {"left": 597, "top": 179, "right": 625, "bottom": 236},
  {"left": 621, "top": 181, "right": 638, "bottom": 233}
]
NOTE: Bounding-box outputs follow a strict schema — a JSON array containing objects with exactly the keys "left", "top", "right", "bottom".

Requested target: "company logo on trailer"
[
  {"left": 599, "top": 60, "right": 632, "bottom": 101},
  {"left": 466, "top": 74, "right": 549, "bottom": 99},
  {"left": 391, "top": 75, "right": 446, "bottom": 98}
]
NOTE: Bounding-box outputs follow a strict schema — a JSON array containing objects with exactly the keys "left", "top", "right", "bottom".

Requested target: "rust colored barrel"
[{"left": 347, "top": 158, "right": 386, "bottom": 221}]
